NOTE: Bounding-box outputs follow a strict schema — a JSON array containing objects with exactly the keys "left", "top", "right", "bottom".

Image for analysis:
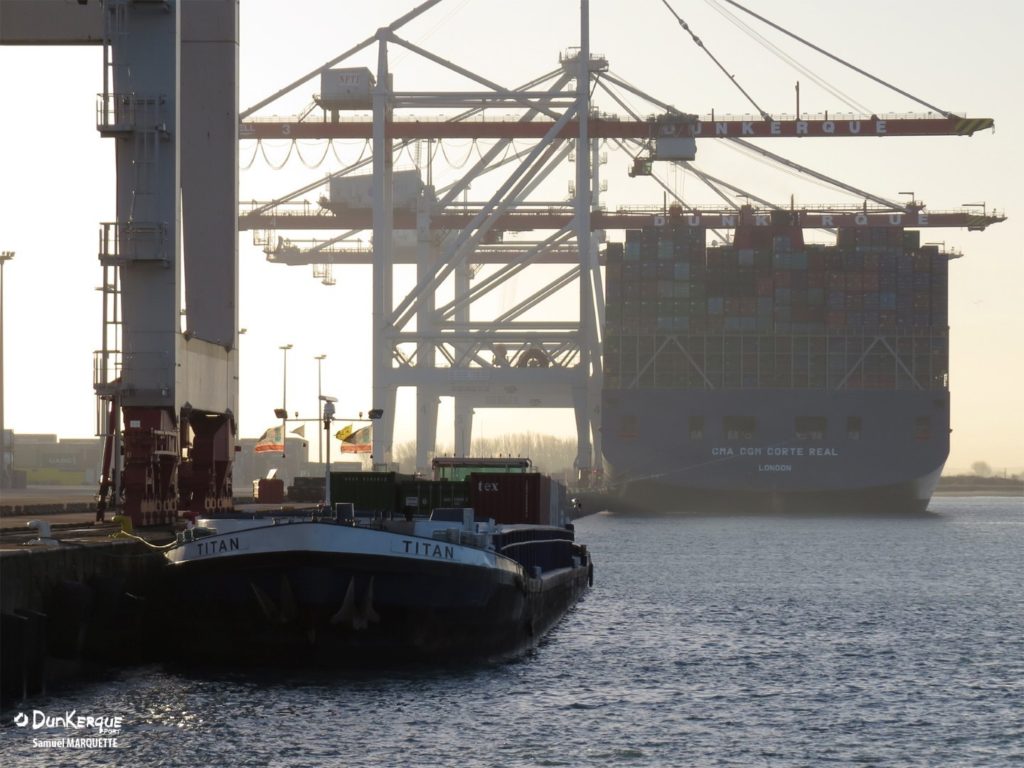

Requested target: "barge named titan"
[
  {"left": 159, "top": 458, "right": 592, "bottom": 664},
  {"left": 599, "top": 208, "right": 951, "bottom": 513}
]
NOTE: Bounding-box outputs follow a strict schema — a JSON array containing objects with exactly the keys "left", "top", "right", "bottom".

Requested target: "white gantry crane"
[
  {"left": 237, "top": 0, "right": 999, "bottom": 484},
  {"left": 1, "top": 0, "right": 1001, "bottom": 516}
]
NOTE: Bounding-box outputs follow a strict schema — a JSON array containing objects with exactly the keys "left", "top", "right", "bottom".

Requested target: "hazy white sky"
[{"left": 1, "top": 0, "right": 1021, "bottom": 472}]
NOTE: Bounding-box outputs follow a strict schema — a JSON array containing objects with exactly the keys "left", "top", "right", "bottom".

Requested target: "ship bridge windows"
[
  {"left": 724, "top": 415, "right": 757, "bottom": 441},
  {"left": 795, "top": 416, "right": 827, "bottom": 440},
  {"left": 847, "top": 416, "right": 862, "bottom": 440},
  {"left": 689, "top": 415, "right": 704, "bottom": 440}
]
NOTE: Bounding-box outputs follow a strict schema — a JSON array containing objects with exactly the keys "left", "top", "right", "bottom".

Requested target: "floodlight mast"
[{"left": 281, "top": 396, "right": 375, "bottom": 511}]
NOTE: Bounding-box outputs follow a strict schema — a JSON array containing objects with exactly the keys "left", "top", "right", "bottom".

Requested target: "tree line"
[{"left": 392, "top": 433, "right": 580, "bottom": 480}]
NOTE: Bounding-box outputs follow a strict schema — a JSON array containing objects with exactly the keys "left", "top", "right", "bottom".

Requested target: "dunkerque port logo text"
[{"left": 12, "top": 709, "right": 122, "bottom": 750}]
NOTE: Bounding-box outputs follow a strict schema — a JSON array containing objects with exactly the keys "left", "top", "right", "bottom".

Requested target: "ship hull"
[
  {"left": 598, "top": 388, "right": 948, "bottom": 515},
  {"left": 585, "top": 471, "right": 941, "bottom": 515},
  {"left": 158, "top": 519, "right": 590, "bottom": 664}
]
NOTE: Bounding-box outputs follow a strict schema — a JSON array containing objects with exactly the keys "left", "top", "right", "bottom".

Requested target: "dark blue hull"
[
  {"left": 599, "top": 388, "right": 948, "bottom": 514},
  {"left": 157, "top": 550, "right": 590, "bottom": 665}
]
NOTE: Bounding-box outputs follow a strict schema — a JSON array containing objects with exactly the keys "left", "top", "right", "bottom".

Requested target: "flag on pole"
[
  {"left": 341, "top": 424, "right": 372, "bottom": 454},
  {"left": 254, "top": 425, "right": 285, "bottom": 453},
  {"left": 335, "top": 424, "right": 353, "bottom": 442},
  {"left": 344, "top": 425, "right": 372, "bottom": 444},
  {"left": 290, "top": 424, "right": 306, "bottom": 438}
]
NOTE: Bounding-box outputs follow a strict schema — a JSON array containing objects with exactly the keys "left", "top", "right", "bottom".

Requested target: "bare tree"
[
  {"left": 391, "top": 433, "right": 578, "bottom": 478},
  {"left": 971, "top": 461, "right": 993, "bottom": 478}
]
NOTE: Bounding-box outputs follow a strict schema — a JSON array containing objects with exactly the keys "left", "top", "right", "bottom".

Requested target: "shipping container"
[
  {"left": 329, "top": 471, "right": 411, "bottom": 516},
  {"left": 468, "top": 472, "right": 554, "bottom": 525},
  {"left": 604, "top": 223, "right": 949, "bottom": 392},
  {"left": 399, "top": 478, "right": 470, "bottom": 517},
  {"left": 254, "top": 478, "right": 285, "bottom": 503}
]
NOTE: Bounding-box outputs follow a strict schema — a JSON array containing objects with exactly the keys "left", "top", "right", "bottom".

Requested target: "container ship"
[{"left": 600, "top": 206, "right": 951, "bottom": 513}]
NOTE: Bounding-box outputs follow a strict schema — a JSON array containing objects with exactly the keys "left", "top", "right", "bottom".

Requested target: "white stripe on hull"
[{"left": 166, "top": 520, "right": 509, "bottom": 573}]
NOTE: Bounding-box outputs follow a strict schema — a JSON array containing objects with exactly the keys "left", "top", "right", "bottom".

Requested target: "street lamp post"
[
  {"left": 314, "top": 354, "right": 326, "bottom": 463},
  {"left": 320, "top": 396, "right": 337, "bottom": 509},
  {"left": 279, "top": 344, "right": 292, "bottom": 457},
  {"left": 0, "top": 250, "right": 13, "bottom": 489}
]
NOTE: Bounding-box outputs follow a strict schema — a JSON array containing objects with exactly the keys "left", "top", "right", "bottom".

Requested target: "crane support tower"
[
  {"left": 2, "top": 0, "right": 240, "bottom": 525},
  {"left": 237, "top": 1, "right": 999, "bottom": 485},
  {"left": 3, "top": 0, "right": 1002, "bottom": 510}
]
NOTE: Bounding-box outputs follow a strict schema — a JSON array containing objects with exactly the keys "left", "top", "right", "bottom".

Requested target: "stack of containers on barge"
[
  {"left": 601, "top": 205, "right": 949, "bottom": 513},
  {"left": 329, "top": 457, "right": 575, "bottom": 525}
]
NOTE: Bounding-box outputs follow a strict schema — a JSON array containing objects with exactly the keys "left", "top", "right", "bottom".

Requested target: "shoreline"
[
  {"left": 933, "top": 489, "right": 1023, "bottom": 498},
  {"left": 1, "top": 488, "right": 1020, "bottom": 527}
]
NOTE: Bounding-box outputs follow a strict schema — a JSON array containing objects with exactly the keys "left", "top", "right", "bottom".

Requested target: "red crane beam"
[
  {"left": 239, "top": 209, "right": 1006, "bottom": 232},
  {"left": 240, "top": 115, "right": 994, "bottom": 141},
  {"left": 268, "top": 247, "right": 586, "bottom": 266}
]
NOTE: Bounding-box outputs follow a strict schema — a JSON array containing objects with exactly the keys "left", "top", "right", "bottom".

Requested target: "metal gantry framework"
[
  {"left": 237, "top": 0, "right": 1001, "bottom": 481},
  {"left": 241, "top": 2, "right": 626, "bottom": 478},
  {"left": 94, "top": 0, "right": 240, "bottom": 523},
  {"left": 1, "top": 0, "right": 1004, "bottom": 515},
  {"left": 3, "top": 0, "right": 241, "bottom": 523}
]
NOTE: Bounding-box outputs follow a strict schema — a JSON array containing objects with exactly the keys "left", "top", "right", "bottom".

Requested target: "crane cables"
[
  {"left": 334, "top": 139, "right": 370, "bottom": 168},
  {"left": 717, "top": 0, "right": 955, "bottom": 118},
  {"left": 717, "top": 137, "right": 865, "bottom": 200},
  {"left": 658, "top": 0, "right": 772, "bottom": 121},
  {"left": 438, "top": 139, "right": 476, "bottom": 169},
  {"left": 241, "top": 140, "right": 260, "bottom": 171},
  {"left": 702, "top": 0, "right": 871, "bottom": 115},
  {"left": 295, "top": 140, "right": 332, "bottom": 170},
  {"left": 258, "top": 140, "right": 295, "bottom": 171},
  {"left": 240, "top": 139, "right": 375, "bottom": 172}
]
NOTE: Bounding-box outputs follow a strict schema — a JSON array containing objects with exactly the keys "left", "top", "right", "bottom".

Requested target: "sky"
[{"left": 1, "top": 0, "right": 1022, "bottom": 473}]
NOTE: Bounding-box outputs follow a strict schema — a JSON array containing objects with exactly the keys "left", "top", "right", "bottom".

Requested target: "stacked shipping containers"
[
  {"left": 604, "top": 219, "right": 949, "bottom": 391},
  {"left": 327, "top": 471, "right": 566, "bottom": 524}
]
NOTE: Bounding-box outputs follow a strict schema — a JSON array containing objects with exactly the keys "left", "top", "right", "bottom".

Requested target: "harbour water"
[{"left": 2, "top": 496, "right": 1021, "bottom": 766}]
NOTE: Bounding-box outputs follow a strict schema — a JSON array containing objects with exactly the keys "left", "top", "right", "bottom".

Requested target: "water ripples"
[{"left": 1, "top": 497, "right": 1021, "bottom": 766}]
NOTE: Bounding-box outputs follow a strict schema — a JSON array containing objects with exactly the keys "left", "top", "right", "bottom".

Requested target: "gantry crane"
[
  {"left": 2, "top": 0, "right": 239, "bottom": 525},
  {"left": 1, "top": 0, "right": 1004, "bottom": 518},
  {"left": 236, "top": 0, "right": 1002, "bottom": 482}
]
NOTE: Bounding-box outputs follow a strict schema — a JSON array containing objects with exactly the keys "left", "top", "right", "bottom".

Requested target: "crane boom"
[
  {"left": 240, "top": 206, "right": 1006, "bottom": 233},
  {"left": 240, "top": 114, "right": 994, "bottom": 141}
]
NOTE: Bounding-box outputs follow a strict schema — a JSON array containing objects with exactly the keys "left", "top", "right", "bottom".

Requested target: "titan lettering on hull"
[
  {"left": 395, "top": 539, "right": 457, "bottom": 561},
  {"left": 192, "top": 537, "right": 242, "bottom": 558}
]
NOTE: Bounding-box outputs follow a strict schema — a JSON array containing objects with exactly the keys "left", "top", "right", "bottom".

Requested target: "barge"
[{"left": 159, "top": 460, "right": 591, "bottom": 663}]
